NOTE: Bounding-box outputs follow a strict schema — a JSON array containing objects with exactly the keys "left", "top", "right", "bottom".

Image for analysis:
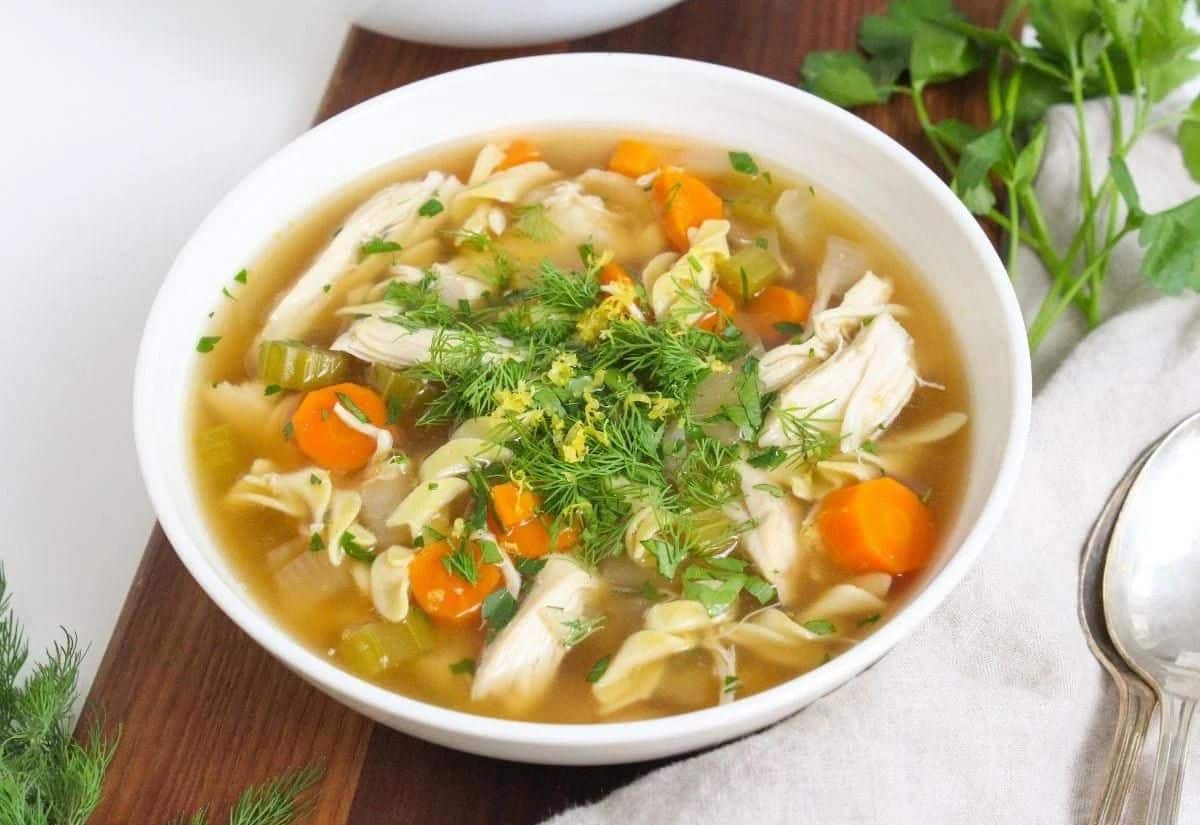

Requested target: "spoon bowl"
[{"left": 1104, "top": 411, "right": 1200, "bottom": 825}]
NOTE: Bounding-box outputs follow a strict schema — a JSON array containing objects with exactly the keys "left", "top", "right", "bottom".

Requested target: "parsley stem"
[{"left": 910, "top": 83, "right": 957, "bottom": 174}]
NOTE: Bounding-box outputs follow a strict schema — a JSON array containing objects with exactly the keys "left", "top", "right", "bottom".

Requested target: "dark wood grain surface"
[{"left": 84, "top": 1, "right": 1003, "bottom": 822}]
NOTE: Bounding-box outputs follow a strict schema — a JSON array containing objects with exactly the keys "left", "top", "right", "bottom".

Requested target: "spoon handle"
[
  {"left": 1146, "top": 693, "right": 1198, "bottom": 825},
  {"left": 1092, "top": 678, "right": 1156, "bottom": 825}
]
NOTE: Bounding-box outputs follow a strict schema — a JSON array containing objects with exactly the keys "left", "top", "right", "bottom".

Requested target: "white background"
[{"left": 0, "top": 0, "right": 347, "bottom": 697}]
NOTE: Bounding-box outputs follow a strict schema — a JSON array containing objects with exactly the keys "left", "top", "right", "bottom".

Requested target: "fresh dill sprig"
[
  {"left": 383, "top": 272, "right": 461, "bottom": 330},
  {"left": 775, "top": 402, "right": 842, "bottom": 465},
  {"left": 0, "top": 566, "right": 322, "bottom": 825},
  {"left": 592, "top": 319, "right": 747, "bottom": 402},
  {"left": 172, "top": 764, "right": 323, "bottom": 825},
  {"left": 525, "top": 261, "right": 600, "bottom": 314},
  {"left": 0, "top": 567, "right": 116, "bottom": 825}
]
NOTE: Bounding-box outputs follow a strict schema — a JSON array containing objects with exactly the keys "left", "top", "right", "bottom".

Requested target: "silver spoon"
[
  {"left": 1079, "top": 440, "right": 1159, "bottom": 825},
  {"left": 1105, "top": 411, "right": 1200, "bottom": 825}
]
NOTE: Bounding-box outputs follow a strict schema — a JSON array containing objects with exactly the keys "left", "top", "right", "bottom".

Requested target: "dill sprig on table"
[{"left": 0, "top": 567, "right": 322, "bottom": 825}]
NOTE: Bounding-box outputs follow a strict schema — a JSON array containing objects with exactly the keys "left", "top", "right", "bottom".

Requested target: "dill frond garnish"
[
  {"left": 525, "top": 261, "right": 600, "bottom": 313},
  {"left": 775, "top": 402, "right": 842, "bottom": 465}
]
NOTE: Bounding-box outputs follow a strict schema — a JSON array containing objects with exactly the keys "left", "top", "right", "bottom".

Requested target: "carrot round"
[
  {"left": 496, "top": 139, "right": 540, "bottom": 171},
  {"left": 695, "top": 285, "right": 737, "bottom": 333},
  {"left": 817, "top": 478, "right": 936, "bottom": 574},
  {"left": 409, "top": 540, "right": 502, "bottom": 625},
  {"left": 607, "top": 140, "right": 661, "bottom": 178},
  {"left": 490, "top": 481, "right": 540, "bottom": 530},
  {"left": 744, "top": 285, "right": 811, "bottom": 346},
  {"left": 652, "top": 168, "right": 724, "bottom": 251},
  {"left": 488, "top": 483, "right": 579, "bottom": 558},
  {"left": 292, "top": 382, "right": 388, "bottom": 473}
]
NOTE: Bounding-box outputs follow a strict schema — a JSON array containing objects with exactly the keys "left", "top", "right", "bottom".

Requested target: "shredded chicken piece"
[
  {"left": 471, "top": 556, "right": 600, "bottom": 711},
  {"left": 759, "top": 313, "right": 917, "bottom": 452}
]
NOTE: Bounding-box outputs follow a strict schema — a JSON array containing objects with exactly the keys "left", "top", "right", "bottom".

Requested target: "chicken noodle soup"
[{"left": 192, "top": 133, "right": 969, "bottom": 723}]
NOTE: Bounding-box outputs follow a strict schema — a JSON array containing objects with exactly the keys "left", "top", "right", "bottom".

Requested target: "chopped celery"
[
  {"left": 367, "top": 363, "right": 426, "bottom": 411},
  {"left": 196, "top": 424, "right": 239, "bottom": 485},
  {"left": 716, "top": 246, "right": 780, "bottom": 302},
  {"left": 729, "top": 175, "right": 781, "bottom": 227},
  {"left": 257, "top": 339, "right": 350, "bottom": 391},
  {"left": 337, "top": 609, "right": 435, "bottom": 678}
]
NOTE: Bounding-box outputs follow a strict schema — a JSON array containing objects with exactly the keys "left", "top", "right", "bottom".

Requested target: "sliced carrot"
[
  {"left": 743, "top": 285, "right": 811, "bottom": 346},
  {"left": 695, "top": 285, "right": 737, "bottom": 333},
  {"left": 488, "top": 508, "right": 578, "bottom": 559},
  {"left": 607, "top": 139, "right": 661, "bottom": 178},
  {"left": 409, "top": 540, "right": 502, "bottom": 625},
  {"left": 652, "top": 168, "right": 725, "bottom": 251},
  {"left": 490, "top": 481, "right": 540, "bottom": 530},
  {"left": 496, "top": 138, "right": 540, "bottom": 171},
  {"left": 598, "top": 262, "right": 635, "bottom": 289},
  {"left": 817, "top": 478, "right": 936, "bottom": 575},
  {"left": 292, "top": 382, "right": 387, "bottom": 473}
]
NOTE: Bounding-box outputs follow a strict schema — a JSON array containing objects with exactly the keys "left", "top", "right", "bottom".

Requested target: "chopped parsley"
[
  {"left": 754, "top": 237, "right": 769, "bottom": 249},
  {"left": 449, "top": 658, "right": 476, "bottom": 676},
  {"left": 728, "top": 150, "right": 759, "bottom": 175},
  {"left": 682, "top": 557, "right": 775, "bottom": 616},
  {"left": 339, "top": 531, "right": 375, "bottom": 563},
  {"left": 640, "top": 580, "right": 664, "bottom": 601},
  {"left": 858, "top": 613, "right": 882, "bottom": 627},
  {"left": 195, "top": 336, "right": 221, "bottom": 353},
  {"left": 479, "top": 539, "right": 503, "bottom": 564},
  {"left": 264, "top": 384, "right": 282, "bottom": 396},
  {"left": 234, "top": 268, "right": 248, "bottom": 284},
  {"left": 418, "top": 197, "right": 444, "bottom": 217},
  {"left": 359, "top": 237, "right": 402, "bottom": 258},
  {"left": 308, "top": 532, "right": 325, "bottom": 552},
  {"left": 586, "top": 655, "right": 611, "bottom": 683},
  {"left": 309, "top": 473, "right": 322, "bottom": 486},
  {"left": 282, "top": 421, "right": 294, "bottom": 441},
  {"left": 335, "top": 392, "right": 371, "bottom": 424},
  {"left": 642, "top": 538, "right": 687, "bottom": 579},
  {"left": 803, "top": 618, "right": 837, "bottom": 636},
  {"left": 482, "top": 589, "right": 518, "bottom": 634},
  {"left": 722, "top": 675, "right": 742, "bottom": 694},
  {"left": 773, "top": 321, "right": 806, "bottom": 338}
]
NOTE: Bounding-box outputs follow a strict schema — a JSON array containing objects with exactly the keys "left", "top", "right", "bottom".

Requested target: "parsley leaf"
[
  {"left": 801, "top": 52, "right": 888, "bottom": 107},
  {"left": 482, "top": 589, "right": 517, "bottom": 633},
  {"left": 642, "top": 537, "right": 687, "bottom": 579},
  {"left": 418, "top": 197, "right": 444, "bottom": 217},
  {"left": 586, "top": 655, "right": 611, "bottom": 683},
  {"left": 339, "top": 531, "right": 375, "bottom": 563},
  {"left": 728, "top": 150, "right": 759, "bottom": 175},
  {"left": 449, "top": 658, "right": 476, "bottom": 675},
  {"left": 359, "top": 237, "right": 402, "bottom": 258},
  {"left": 196, "top": 336, "right": 221, "bottom": 353},
  {"left": 803, "top": 618, "right": 837, "bottom": 636},
  {"left": 234, "top": 268, "right": 248, "bottom": 283},
  {"left": 1140, "top": 196, "right": 1200, "bottom": 295}
]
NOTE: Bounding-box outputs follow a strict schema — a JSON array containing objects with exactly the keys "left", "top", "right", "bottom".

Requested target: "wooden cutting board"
[{"left": 83, "top": 2, "right": 1001, "bottom": 821}]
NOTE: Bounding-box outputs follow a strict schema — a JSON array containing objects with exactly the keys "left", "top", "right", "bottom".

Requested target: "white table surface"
[{"left": 0, "top": 0, "right": 347, "bottom": 699}]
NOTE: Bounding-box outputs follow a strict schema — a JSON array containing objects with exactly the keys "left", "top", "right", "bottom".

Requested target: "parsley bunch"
[{"left": 802, "top": 0, "right": 1200, "bottom": 350}]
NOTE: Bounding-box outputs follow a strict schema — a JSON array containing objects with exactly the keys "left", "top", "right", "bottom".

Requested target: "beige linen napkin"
[{"left": 543, "top": 88, "right": 1200, "bottom": 825}]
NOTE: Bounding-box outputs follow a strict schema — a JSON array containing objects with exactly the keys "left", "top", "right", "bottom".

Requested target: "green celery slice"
[
  {"left": 716, "top": 246, "right": 780, "bottom": 302},
  {"left": 337, "top": 609, "right": 435, "bottom": 679},
  {"left": 258, "top": 339, "right": 350, "bottom": 391}
]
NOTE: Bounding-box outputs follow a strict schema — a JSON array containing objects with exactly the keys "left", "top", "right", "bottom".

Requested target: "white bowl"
[
  {"left": 352, "top": 0, "right": 683, "bottom": 47},
  {"left": 135, "top": 53, "right": 1030, "bottom": 765}
]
